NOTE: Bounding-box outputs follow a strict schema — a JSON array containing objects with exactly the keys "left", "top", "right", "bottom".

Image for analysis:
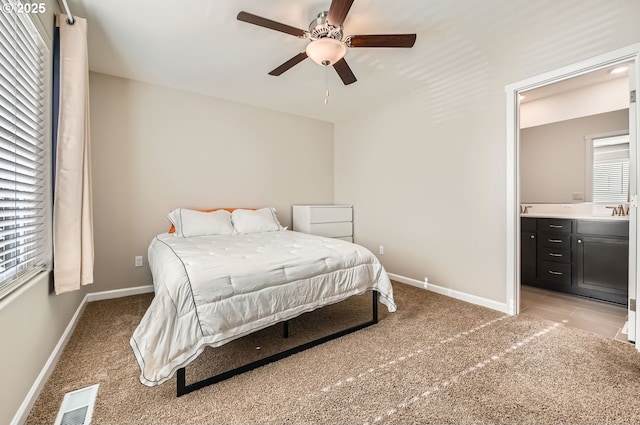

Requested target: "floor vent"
[{"left": 54, "top": 384, "right": 99, "bottom": 425}]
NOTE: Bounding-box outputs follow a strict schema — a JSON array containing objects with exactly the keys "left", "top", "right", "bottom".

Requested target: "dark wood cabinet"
[
  {"left": 521, "top": 218, "right": 537, "bottom": 284},
  {"left": 537, "top": 218, "right": 572, "bottom": 288},
  {"left": 521, "top": 217, "right": 628, "bottom": 305},
  {"left": 573, "top": 220, "right": 629, "bottom": 305}
]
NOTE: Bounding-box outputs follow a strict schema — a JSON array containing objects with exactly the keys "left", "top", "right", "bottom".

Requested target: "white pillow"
[
  {"left": 168, "top": 209, "right": 235, "bottom": 237},
  {"left": 232, "top": 207, "right": 285, "bottom": 234}
]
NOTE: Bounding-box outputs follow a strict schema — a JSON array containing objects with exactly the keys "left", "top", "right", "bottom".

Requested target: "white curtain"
[{"left": 53, "top": 14, "right": 94, "bottom": 294}]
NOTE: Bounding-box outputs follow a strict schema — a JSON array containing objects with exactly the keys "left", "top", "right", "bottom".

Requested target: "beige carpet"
[{"left": 26, "top": 282, "right": 640, "bottom": 424}]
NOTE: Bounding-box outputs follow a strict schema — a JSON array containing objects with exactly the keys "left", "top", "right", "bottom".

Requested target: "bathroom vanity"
[{"left": 521, "top": 206, "right": 629, "bottom": 305}]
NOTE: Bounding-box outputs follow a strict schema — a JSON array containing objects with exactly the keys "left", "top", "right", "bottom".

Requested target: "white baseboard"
[
  {"left": 387, "top": 273, "right": 510, "bottom": 314},
  {"left": 12, "top": 285, "right": 154, "bottom": 425},
  {"left": 86, "top": 285, "right": 154, "bottom": 302},
  {"left": 387, "top": 273, "right": 428, "bottom": 290},
  {"left": 12, "top": 295, "right": 89, "bottom": 425}
]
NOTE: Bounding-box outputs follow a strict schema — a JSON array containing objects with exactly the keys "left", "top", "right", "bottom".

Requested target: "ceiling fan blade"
[
  {"left": 348, "top": 34, "right": 417, "bottom": 48},
  {"left": 333, "top": 58, "right": 357, "bottom": 85},
  {"left": 268, "top": 52, "right": 308, "bottom": 76},
  {"left": 237, "top": 11, "right": 306, "bottom": 37},
  {"left": 327, "top": 0, "right": 354, "bottom": 27}
]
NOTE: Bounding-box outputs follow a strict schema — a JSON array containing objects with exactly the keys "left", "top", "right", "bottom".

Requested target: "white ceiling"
[{"left": 66, "top": 0, "right": 630, "bottom": 123}]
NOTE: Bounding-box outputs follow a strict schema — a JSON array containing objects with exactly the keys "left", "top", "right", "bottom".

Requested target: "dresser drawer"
[
  {"left": 308, "top": 206, "right": 352, "bottom": 223},
  {"left": 538, "top": 261, "right": 571, "bottom": 285},
  {"left": 537, "top": 218, "right": 572, "bottom": 234},
  {"left": 334, "top": 236, "right": 354, "bottom": 242},
  {"left": 539, "top": 233, "right": 571, "bottom": 250},
  {"left": 538, "top": 247, "right": 571, "bottom": 264},
  {"left": 292, "top": 205, "right": 354, "bottom": 239},
  {"left": 308, "top": 222, "right": 353, "bottom": 238}
]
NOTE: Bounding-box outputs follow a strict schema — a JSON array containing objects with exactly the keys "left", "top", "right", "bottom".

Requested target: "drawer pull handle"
[
  {"left": 549, "top": 253, "right": 563, "bottom": 257},
  {"left": 549, "top": 225, "right": 564, "bottom": 229},
  {"left": 548, "top": 271, "right": 563, "bottom": 275},
  {"left": 548, "top": 239, "right": 563, "bottom": 243}
]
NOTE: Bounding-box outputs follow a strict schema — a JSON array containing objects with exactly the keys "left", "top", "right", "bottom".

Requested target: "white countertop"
[
  {"left": 521, "top": 212, "right": 628, "bottom": 221},
  {"left": 520, "top": 203, "right": 629, "bottom": 221}
]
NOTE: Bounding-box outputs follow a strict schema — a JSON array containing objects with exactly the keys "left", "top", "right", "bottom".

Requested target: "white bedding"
[{"left": 130, "top": 230, "right": 396, "bottom": 386}]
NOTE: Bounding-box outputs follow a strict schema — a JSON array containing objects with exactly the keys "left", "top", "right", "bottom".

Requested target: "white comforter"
[{"left": 130, "top": 230, "right": 396, "bottom": 386}]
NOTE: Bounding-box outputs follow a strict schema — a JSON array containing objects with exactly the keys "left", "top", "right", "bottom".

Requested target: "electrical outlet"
[
  {"left": 379, "top": 245, "right": 384, "bottom": 255},
  {"left": 572, "top": 192, "right": 584, "bottom": 201},
  {"left": 135, "top": 256, "right": 143, "bottom": 267}
]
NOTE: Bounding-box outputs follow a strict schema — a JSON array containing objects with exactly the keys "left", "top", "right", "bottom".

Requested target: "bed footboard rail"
[{"left": 176, "top": 290, "right": 379, "bottom": 396}]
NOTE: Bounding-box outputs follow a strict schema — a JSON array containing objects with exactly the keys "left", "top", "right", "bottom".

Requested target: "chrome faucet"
[
  {"left": 606, "top": 205, "right": 627, "bottom": 216},
  {"left": 520, "top": 205, "right": 532, "bottom": 214}
]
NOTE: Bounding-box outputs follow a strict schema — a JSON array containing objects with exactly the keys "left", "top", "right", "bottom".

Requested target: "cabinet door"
[
  {"left": 574, "top": 235, "right": 628, "bottom": 304},
  {"left": 521, "top": 231, "right": 537, "bottom": 285},
  {"left": 522, "top": 218, "right": 536, "bottom": 232}
]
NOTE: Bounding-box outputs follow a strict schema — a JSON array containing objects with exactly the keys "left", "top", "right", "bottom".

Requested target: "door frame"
[{"left": 505, "top": 43, "right": 640, "bottom": 350}]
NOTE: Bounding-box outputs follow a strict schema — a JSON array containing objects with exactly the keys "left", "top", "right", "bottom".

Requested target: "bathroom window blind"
[
  {"left": 592, "top": 134, "right": 630, "bottom": 204},
  {"left": 0, "top": 4, "right": 50, "bottom": 300}
]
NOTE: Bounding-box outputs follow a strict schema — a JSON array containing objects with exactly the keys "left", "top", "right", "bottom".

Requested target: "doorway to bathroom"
[{"left": 506, "top": 44, "right": 640, "bottom": 349}]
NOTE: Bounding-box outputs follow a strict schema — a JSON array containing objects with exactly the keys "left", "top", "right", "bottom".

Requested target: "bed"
[{"left": 130, "top": 207, "right": 396, "bottom": 395}]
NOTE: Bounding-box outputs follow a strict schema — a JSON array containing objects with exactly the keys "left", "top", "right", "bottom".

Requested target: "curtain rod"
[{"left": 59, "top": 0, "right": 75, "bottom": 25}]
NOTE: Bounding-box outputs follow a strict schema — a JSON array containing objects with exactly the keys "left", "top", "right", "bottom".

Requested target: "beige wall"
[
  {"left": 334, "top": 95, "right": 506, "bottom": 302},
  {"left": 334, "top": 3, "right": 640, "bottom": 305},
  {"left": 520, "top": 110, "right": 629, "bottom": 204},
  {"left": 89, "top": 72, "right": 334, "bottom": 291}
]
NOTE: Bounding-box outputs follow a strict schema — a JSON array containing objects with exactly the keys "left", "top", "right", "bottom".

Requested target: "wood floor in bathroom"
[{"left": 520, "top": 284, "right": 630, "bottom": 343}]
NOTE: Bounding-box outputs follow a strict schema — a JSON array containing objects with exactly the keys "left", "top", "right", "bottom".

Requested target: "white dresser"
[{"left": 292, "top": 205, "right": 353, "bottom": 242}]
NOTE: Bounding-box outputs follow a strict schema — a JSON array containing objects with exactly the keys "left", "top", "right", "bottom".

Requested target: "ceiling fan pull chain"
[{"left": 324, "top": 67, "right": 330, "bottom": 105}]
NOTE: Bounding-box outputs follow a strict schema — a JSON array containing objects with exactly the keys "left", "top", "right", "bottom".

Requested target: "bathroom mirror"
[{"left": 519, "top": 63, "right": 630, "bottom": 204}]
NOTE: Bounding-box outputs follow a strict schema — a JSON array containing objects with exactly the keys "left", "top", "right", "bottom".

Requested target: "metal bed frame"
[{"left": 176, "top": 291, "right": 379, "bottom": 396}]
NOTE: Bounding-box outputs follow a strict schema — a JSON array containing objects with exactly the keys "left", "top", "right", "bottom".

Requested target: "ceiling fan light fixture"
[{"left": 305, "top": 38, "right": 346, "bottom": 66}]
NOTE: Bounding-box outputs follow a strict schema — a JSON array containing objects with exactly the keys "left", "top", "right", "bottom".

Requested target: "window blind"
[
  {"left": 0, "top": 2, "right": 50, "bottom": 299},
  {"left": 592, "top": 134, "right": 630, "bottom": 204}
]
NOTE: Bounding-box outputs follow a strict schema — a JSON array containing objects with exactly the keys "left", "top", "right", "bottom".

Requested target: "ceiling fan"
[{"left": 237, "top": 0, "right": 417, "bottom": 85}]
